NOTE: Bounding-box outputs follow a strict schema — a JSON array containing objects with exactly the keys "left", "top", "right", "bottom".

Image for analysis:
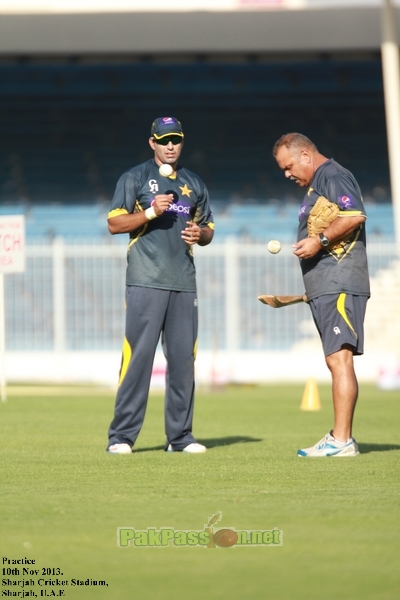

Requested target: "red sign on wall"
[{"left": 0, "top": 215, "right": 26, "bottom": 273}]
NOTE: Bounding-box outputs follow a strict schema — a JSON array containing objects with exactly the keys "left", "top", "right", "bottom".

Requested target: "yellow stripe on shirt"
[
  {"left": 338, "top": 210, "right": 366, "bottom": 217},
  {"left": 108, "top": 208, "right": 129, "bottom": 219}
]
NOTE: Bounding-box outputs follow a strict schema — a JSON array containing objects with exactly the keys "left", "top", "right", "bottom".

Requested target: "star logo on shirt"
[{"left": 179, "top": 184, "right": 192, "bottom": 197}]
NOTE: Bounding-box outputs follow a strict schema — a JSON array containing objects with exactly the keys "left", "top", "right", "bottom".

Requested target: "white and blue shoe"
[{"left": 298, "top": 432, "right": 359, "bottom": 457}]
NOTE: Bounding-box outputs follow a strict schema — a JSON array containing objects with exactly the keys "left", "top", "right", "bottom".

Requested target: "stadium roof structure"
[{"left": 0, "top": 1, "right": 400, "bottom": 55}]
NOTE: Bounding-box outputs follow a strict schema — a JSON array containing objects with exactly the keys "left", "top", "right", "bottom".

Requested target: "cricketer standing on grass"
[
  {"left": 273, "top": 133, "right": 370, "bottom": 457},
  {"left": 106, "top": 117, "right": 214, "bottom": 454}
]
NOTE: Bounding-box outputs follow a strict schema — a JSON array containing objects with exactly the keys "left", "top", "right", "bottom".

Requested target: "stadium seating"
[{"left": 0, "top": 58, "right": 394, "bottom": 242}]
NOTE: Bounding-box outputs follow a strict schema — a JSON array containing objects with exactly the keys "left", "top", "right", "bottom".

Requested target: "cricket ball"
[
  {"left": 159, "top": 163, "right": 173, "bottom": 177},
  {"left": 267, "top": 239, "right": 281, "bottom": 254},
  {"left": 213, "top": 528, "right": 238, "bottom": 548}
]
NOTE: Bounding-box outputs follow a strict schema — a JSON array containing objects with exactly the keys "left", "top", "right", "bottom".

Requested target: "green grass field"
[{"left": 1, "top": 383, "right": 399, "bottom": 600}]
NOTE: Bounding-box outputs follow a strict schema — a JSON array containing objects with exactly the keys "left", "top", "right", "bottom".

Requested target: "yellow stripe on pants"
[
  {"left": 118, "top": 336, "right": 132, "bottom": 387},
  {"left": 336, "top": 293, "right": 358, "bottom": 339}
]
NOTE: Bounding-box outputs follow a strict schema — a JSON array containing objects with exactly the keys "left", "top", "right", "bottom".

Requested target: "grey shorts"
[{"left": 309, "top": 293, "right": 368, "bottom": 357}]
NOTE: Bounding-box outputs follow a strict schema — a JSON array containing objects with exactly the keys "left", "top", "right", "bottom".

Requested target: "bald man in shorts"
[{"left": 273, "top": 133, "right": 370, "bottom": 457}]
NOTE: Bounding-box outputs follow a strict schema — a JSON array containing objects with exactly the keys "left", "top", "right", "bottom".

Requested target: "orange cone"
[{"left": 300, "top": 378, "right": 321, "bottom": 411}]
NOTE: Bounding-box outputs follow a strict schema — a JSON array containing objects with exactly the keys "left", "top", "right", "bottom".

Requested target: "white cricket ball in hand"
[
  {"left": 159, "top": 163, "right": 173, "bottom": 177},
  {"left": 267, "top": 240, "right": 281, "bottom": 254}
]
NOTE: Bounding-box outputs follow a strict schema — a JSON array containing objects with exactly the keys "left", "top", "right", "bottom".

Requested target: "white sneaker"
[
  {"left": 297, "top": 432, "right": 359, "bottom": 457},
  {"left": 107, "top": 443, "right": 132, "bottom": 454},
  {"left": 167, "top": 442, "right": 207, "bottom": 453}
]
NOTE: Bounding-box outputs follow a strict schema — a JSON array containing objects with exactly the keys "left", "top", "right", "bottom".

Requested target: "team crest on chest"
[{"left": 149, "top": 179, "right": 159, "bottom": 193}]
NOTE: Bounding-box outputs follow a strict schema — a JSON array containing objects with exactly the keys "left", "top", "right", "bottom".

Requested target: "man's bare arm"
[
  {"left": 321, "top": 214, "right": 366, "bottom": 244},
  {"left": 198, "top": 225, "right": 214, "bottom": 247},
  {"left": 108, "top": 212, "right": 148, "bottom": 234},
  {"left": 293, "top": 215, "right": 366, "bottom": 259},
  {"left": 108, "top": 194, "right": 173, "bottom": 234}
]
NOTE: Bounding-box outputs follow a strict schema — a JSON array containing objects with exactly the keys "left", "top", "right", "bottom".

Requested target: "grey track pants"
[{"left": 108, "top": 285, "right": 198, "bottom": 450}]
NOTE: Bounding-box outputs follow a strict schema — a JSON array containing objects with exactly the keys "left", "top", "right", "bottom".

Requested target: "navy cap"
[{"left": 150, "top": 117, "right": 184, "bottom": 140}]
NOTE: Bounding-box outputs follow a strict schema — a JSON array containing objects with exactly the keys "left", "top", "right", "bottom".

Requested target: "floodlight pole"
[{"left": 381, "top": 0, "right": 400, "bottom": 256}]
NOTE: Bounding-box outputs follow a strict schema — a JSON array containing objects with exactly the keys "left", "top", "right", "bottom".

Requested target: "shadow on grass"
[
  {"left": 132, "top": 445, "right": 165, "bottom": 453},
  {"left": 359, "top": 443, "right": 400, "bottom": 454},
  {"left": 198, "top": 436, "right": 263, "bottom": 449},
  {"left": 133, "top": 436, "right": 262, "bottom": 453}
]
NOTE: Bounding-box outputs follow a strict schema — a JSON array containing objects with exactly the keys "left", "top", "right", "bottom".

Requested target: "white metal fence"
[{"left": 2, "top": 238, "right": 397, "bottom": 354}]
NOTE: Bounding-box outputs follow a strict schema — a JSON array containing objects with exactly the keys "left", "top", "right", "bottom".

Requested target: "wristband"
[{"left": 145, "top": 206, "right": 157, "bottom": 220}]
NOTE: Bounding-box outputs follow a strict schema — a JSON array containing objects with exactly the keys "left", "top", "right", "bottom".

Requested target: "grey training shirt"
[
  {"left": 108, "top": 158, "right": 214, "bottom": 292},
  {"left": 297, "top": 159, "right": 370, "bottom": 300}
]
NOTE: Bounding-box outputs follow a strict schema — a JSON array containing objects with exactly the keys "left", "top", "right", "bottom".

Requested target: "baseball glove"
[{"left": 307, "top": 195, "right": 350, "bottom": 250}]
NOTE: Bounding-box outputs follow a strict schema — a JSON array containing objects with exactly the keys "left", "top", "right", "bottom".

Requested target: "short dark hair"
[{"left": 272, "top": 133, "right": 317, "bottom": 158}]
